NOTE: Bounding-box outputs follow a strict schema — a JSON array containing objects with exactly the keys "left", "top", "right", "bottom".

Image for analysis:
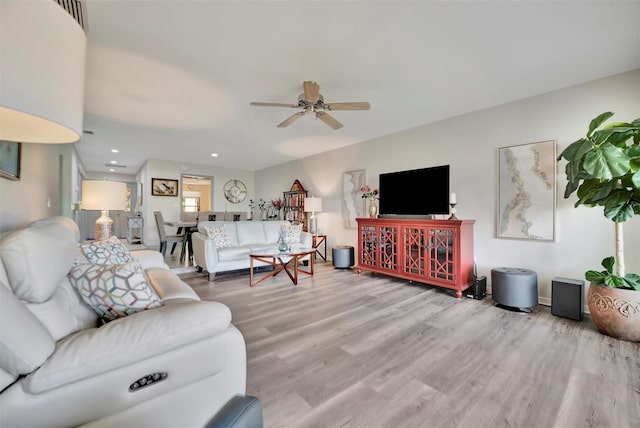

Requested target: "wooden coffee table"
[{"left": 249, "top": 248, "right": 315, "bottom": 286}]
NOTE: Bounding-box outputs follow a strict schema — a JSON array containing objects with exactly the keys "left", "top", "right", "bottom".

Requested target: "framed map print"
[{"left": 498, "top": 140, "right": 556, "bottom": 241}]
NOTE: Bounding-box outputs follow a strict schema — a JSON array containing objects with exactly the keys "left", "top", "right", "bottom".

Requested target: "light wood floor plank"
[{"left": 182, "top": 263, "right": 640, "bottom": 428}]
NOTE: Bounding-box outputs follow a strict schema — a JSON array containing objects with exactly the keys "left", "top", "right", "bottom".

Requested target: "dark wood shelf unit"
[
  {"left": 356, "top": 217, "right": 475, "bottom": 298},
  {"left": 283, "top": 179, "right": 307, "bottom": 228}
]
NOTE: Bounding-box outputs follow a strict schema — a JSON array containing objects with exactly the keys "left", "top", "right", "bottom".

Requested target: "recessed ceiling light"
[
  {"left": 211, "top": 153, "right": 218, "bottom": 157},
  {"left": 110, "top": 160, "right": 117, "bottom": 164},
  {"left": 109, "top": 168, "right": 115, "bottom": 172},
  {"left": 111, "top": 149, "right": 119, "bottom": 153}
]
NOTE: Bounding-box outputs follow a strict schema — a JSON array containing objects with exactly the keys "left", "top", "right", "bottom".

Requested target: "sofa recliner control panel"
[{"left": 129, "top": 372, "right": 168, "bottom": 392}]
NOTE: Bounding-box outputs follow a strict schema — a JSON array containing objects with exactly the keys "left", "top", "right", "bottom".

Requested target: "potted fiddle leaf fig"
[{"left": 557, "top": 111, "right": 640, "bottom": 341}]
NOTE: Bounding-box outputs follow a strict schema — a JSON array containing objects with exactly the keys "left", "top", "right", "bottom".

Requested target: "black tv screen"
[{"left": 379, "top": 165, "right": 450, "bottom": 217}]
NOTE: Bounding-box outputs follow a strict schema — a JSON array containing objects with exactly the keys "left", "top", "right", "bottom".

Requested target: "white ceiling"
[{"left": 76, "top": 0, "right": 640, "bottom": 174}]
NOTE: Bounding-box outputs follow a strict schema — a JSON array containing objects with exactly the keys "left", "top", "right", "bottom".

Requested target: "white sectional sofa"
[
  {"left": 191, "top": 220, "right": 312, "bottom": 281},
  {"left": 0, "top": 217, "right": 246, "bottom": 427}
]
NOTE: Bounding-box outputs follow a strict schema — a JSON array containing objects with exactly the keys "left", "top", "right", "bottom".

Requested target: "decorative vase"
[
  {"left": 587, "top": 283, "right": 640, "bottom": 342},
  {"left": 278, "top": 232, "right": 289, "bottom": 252},
  {"left": 368, "top": 199, "right": 378, "bottom": 218}
]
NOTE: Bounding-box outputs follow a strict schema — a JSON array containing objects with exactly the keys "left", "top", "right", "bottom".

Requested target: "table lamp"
[
  {"left": 304, "top": 197, "right": 322, "bottom": 235},
  {"left": 81, "top": 180, "right": 127, "bottom": 240}
]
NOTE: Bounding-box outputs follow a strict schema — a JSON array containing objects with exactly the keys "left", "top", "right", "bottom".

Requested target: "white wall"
[
  {"left": 0, "top": 143, "right": 63, "bottom": 232},
  {"left": 255, "top": 70, "right": 640, "bottom": 305},
  {"left": 139, "top": 159, "right": 256, "bottom": 248}
]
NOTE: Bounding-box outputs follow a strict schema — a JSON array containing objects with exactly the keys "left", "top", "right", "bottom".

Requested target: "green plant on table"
[{"left": 557, "top": 111, "right": 640, "bottom": 290}]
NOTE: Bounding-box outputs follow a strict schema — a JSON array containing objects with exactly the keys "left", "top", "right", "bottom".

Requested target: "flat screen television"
[{"left": 378, "top": 165, "right": 450, "bottom": 217}]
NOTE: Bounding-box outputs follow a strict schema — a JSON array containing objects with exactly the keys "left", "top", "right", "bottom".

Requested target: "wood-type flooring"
[{"left": 180, "top": 263, "right": 640, "bottom": 428}]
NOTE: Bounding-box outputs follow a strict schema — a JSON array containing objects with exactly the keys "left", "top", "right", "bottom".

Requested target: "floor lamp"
[
  {"left": 81, "top": 180, "right": 127, "bottom": 241},
  {"left": 304, "top": 197, "right": 322, "bottom": 235}
]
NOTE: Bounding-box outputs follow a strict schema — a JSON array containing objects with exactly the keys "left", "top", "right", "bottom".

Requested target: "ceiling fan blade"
[
  {"left": 316, "top": 111, "right": 343, "bottom": 129},
  {"left": 303, "top": 81, "right": 320, "bottom": 102},
  {"left": 277, "top": 111, "right": 306, "bottom": 128},
  {"left": 250, "top": 102, "right": 298, "bottom": 108},
  {"left": 324, "top": 102, "right": 371, "bottom": 111}
]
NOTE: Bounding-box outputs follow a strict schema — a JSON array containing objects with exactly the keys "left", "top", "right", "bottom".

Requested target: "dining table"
[{"left": 164, "top": 220, "right": 197, "bottom": 262}]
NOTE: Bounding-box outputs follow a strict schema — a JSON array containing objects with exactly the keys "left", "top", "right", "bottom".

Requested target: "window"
[{"left": 183, "top": 197, "right": 200, "bottom": 212}]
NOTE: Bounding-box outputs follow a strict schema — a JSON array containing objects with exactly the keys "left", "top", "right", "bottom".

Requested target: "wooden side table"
[{"left": 312, "top": 234, "right": 327, "bottom": 262}]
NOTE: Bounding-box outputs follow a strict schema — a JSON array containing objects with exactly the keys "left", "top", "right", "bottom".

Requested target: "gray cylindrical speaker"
[
  {"left": 332, "top": 246, "right": 354, "bottom": 269},
  {"left": 491, "top": 267, "right": 538, "bottom": 311}
]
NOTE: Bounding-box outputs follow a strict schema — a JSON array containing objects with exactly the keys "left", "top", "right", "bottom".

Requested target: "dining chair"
[{"left": 153, "top": 211, "right": 184, "bottom": 256}]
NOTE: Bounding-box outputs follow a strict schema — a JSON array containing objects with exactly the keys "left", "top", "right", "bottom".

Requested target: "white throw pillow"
[
  {"left": 80, "top": 236, "right": 134, "bottom": 265},
  {"left": 281, "top": 224, "right": 302, "bottom": 244},
  {"left": 68, "top": 261, "right": 161, "bottom": 323},
  {"left": 203, "top": 224, "right": 232, "bottom": 248}
]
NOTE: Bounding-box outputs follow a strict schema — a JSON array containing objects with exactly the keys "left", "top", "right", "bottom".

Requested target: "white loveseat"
[
  {"left": 191, "top": 221, "right": 312, "bottom": 281},
  {"left": 0, "top": 217, "right": 246, "bottom": 427}
]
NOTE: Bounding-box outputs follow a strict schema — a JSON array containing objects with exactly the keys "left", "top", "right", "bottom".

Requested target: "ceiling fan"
[{"left": 250, "top": 81, "right": 370, "bottom": 129}]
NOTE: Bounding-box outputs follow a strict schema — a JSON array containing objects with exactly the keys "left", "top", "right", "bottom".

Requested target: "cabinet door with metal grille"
[
  {"left": 402, "top": 225, "right": 427, "bottom": 279},
  {"left": 426, "top": 226, "right": 457, "bottom": 285}
]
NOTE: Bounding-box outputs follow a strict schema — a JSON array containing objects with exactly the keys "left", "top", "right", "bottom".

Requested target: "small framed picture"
[
  {"left": 0, "top": 140, "right": 21, "bottom": 181},
  {"left": 151, "top": 178, "right": 179, "bottom": 197}
]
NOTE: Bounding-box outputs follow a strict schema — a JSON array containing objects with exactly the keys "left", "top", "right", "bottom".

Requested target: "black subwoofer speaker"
[
  {"left": 466, "top": 276, "right": 486, "bottom": 300},
  {"left": 551, "top": 277, "right": 584, "bottom": 321}
]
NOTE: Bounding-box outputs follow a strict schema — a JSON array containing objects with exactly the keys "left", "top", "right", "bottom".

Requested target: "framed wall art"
[
  {"left": 137, "top": 182, "right": 143, "bottom": 207},
  {"left": 497, "top": 139, "right": 556, "bottom": 241},
  {"left": 342, "top": 169, "right": 366, "bottom": 229},
  {"left": 151, "top": 178, "right": 179, "bottom": 197},
  {"left": 0, "top": 140, "right": 21, "bottom": 181}
]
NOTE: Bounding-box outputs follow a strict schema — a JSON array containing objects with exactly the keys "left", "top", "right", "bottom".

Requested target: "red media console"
[{"left": 356, "top": 218, "right": 475, "bottom": 298}]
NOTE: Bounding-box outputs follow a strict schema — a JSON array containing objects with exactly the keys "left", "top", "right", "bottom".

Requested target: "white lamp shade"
[
  {"left": 0, "top": 0, "right": 86, "bottom": 143},
  {"left": 81, "top": 181, "right": 127, "bottom": 211},
  {"left": 304, "top": 197, "right": 322, "bottom": 213}
]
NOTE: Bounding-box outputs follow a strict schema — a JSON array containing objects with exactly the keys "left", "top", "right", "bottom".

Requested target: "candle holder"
[{"left": 448, "top": 203, "right": 458, "bottom": 220}]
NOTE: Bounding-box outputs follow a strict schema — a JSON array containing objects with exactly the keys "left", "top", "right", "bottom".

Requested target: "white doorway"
[{"left": 181, "top": 174, "right": 213, "bottom": 220}]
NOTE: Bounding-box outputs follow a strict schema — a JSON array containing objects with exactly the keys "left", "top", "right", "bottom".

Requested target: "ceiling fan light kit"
[{"left": 250, "top": 81, "right": 370, "bottom": 129}]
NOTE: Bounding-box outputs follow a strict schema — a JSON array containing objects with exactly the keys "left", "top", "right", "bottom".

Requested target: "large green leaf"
[
  {"left": 583, "top": 142, "right": 630, "bottom": 179},
  {"left": 629, "top": 146, "right": 640, "bottom": 173},
  {"left": 632, "top": 170, "right": 640, "bottom": 188},
  {"left": 603, "top": 191, "right": 634, "bottom": 222},
  {"left": 593, "top": 128, "right": 635, "bottom": 147},
  {"left": 604, "top": 275, "right": 626, "bottom": 288},
  {"left": 594, "top": 179, "right": 619, "bottom": 202},
  {"left": 563, "top": 162, "right": 581, "bottom": 198},
  {"left": 623, "top": 273, "right": 640, "bottom": 291},
  {"left": 577, "top": 178, "right": 618, "bottom": 205},
  {"left": 601, "top": 256, "right": 615, "bottom": 273},
  {"left": 585, "top": 270, "right": 607, "bottom": 284},
  {"left": 587, "top": 112, "right": 614, "bottom": 137},
  {"left": 557, "top": 139, "right": 586, "bottom": 161}
]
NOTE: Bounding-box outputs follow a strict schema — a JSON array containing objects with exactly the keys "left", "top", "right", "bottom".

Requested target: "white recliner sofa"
[
  {"left": 191, "top": 220, "right": 312, "bottom": 281},
  {"left": 0, "top": 217, "right": 246, "bottom": 427}
]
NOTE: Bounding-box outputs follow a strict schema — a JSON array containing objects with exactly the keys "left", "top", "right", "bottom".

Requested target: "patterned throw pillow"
[
  {"left": 68, "top": 260, "right": 161, "bottom": 323},
  {"left": 203, "top": 224, "right": 232, "bottom": 248},
  {"left": 281, "top": 224, "right": 302, "bottom": 244},
  {"left": 80, "top": 236, "right": 134, "bottom": 265}
]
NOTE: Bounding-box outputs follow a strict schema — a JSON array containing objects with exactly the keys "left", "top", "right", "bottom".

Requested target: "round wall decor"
[{"left": 223, "top": 179, "right": 247, "bottom": 204}]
